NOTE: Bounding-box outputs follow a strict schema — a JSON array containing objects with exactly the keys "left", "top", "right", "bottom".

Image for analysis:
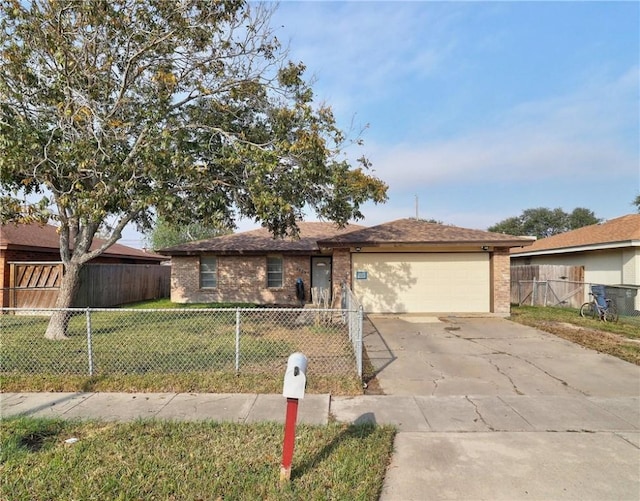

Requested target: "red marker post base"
[
  {"left": 280, "top": 352, "right": 307, "bottom": 484},
  {"left": 280, "top": 397, "right": 299, "bottom": 483}
]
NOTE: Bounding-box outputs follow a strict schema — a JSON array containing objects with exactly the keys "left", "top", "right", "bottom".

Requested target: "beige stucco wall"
[
  {"left": 512, "top": 249, "right": 626, "bottom": 284},
  {"left": 622, "top": 248, "right": 640, "bottom": 286}
]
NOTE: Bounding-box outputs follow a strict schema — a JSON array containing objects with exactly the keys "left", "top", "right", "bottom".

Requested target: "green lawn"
[{"left": 1, "top": 417, "right": 395, "bottom": 500}]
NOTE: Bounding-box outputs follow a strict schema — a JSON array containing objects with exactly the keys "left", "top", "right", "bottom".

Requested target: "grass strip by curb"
[{"left": 1, "top": 417, "right": 395, "bottom": 500}]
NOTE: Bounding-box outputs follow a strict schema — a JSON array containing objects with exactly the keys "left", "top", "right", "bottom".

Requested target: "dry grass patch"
[{"left": 510, "top": 306, "right": 640, "bottom": 365}]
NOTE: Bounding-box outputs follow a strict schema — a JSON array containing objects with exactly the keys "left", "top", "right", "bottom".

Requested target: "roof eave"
[
  {"left": 512, "top": 239, "right": 640, "bottom": 257},
  {"left": 0, "top": 243, "right": 61, "bottom": 253}
]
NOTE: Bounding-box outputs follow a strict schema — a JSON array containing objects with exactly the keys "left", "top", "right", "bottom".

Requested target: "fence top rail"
[
  {"left": 2, "top": 287, "right": 60, "bottom": 291},
  {"left": 516, "top": 280, "right": 584, "bottom": 285},
  {"left": 0, "top": 307, "right": 359, "bottom": 314},
  {"left": 516, "top": 280, "right": 638, "bottom": 289}
]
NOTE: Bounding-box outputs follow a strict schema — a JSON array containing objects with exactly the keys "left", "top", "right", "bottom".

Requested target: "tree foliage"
[
  {"left": 634, "top": 194, "right": 640, "bottom": 213},
  {"left": 488, "top": 207, "right": 601, "bottom": 238},
  {"left": 145, "top": 218, "right": 231, "bottom": 250},
  {"left": 0, "top": 0, "right": 387, "bottom": 337}
]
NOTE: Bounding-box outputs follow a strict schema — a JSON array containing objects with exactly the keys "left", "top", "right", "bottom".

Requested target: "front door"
[{"left": 311, "top": 256, "right": 332, "bottom": 305}]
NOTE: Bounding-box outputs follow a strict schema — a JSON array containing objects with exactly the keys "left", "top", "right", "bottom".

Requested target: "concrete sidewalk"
[
  {"left": 4, "top": 391, "right": 637, "bottom": 433},
  {"left": 0, "top": 392, "right": 330, "bottom": 425},
  {"left": 2, "top": 391, "right": 639, "bottom": 500}
]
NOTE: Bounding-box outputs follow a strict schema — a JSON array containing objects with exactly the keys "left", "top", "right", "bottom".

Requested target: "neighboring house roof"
[
  {"left": 0, "top": 222, "right": 165, "bottom": 261},
  {"left": 511, "top": 214, "right": 640, "bottom": 257},
  {"left": 158, "top": 222, "right": 367, "bottom": 256},
  {"left": 318, "top": 218, "right": 536, "bottom": 249}
]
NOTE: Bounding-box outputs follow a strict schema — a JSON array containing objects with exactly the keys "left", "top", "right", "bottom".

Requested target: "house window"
[
  {"left": 267, "top": 256, "right": 283, "bottom": 288},
  {"left": 200, "top": 256, "right": 217, "bottom": 288}
]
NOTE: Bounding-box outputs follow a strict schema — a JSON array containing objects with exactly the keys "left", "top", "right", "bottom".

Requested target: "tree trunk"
[{"left": 45, "top": 262, "right": 83, "bottom": 340}]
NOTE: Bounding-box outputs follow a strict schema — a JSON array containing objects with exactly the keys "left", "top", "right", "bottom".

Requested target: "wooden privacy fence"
[
  {"left": 6, "top": 262, "right": 62, "bottom": 308},
  {"left": 5, "top": 262, "right": 170, "bottom": 308},
  {"left": 511, "top": 265, "right": 585, "bottom": 308}
]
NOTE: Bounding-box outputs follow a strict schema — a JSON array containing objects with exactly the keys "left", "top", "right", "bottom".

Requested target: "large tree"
[
  {"left": 488, "top": 207, "right": 600, "bottom": 238},
  {"left": 634, "top": 194, "right": 640, "bottom": 213},
  {"left": 0, "top": 0, "right": 387, "bottom": 339}
]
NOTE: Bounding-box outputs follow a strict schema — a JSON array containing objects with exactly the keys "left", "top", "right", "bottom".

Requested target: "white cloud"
[
  {"left": 273, "top": 2, "right": 457, "bottom": 113},
  {"left": 367, "top": 66, "right": 639, "bottom": 188}
]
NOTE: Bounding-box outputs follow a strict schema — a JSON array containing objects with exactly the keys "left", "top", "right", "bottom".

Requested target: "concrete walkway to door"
[{"left": 331, "top": 315, "right": 640, "bottom": 500}]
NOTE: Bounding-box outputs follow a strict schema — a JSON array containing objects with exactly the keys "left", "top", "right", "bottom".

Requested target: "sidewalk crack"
[
  {"left": 465, "top": 396, "right": 495, "bottom": 431},
  {"left": 487, "top": 355, "right": 524, "bottom": 395},
  {"left": 614, "top": 432, "right": 640, "bottom": 450}
]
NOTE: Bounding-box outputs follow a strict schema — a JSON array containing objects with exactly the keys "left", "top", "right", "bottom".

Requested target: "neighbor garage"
[{"left": 352, "top": 252, "right": 490, "bottom": 313}]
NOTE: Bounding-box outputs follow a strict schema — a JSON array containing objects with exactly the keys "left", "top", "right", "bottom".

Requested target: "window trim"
[
  {"left": 200, "top": 256, "right": 218, "bottom": 289},
  {"left": 266, "top": 256, "right": 283, "bottom": 289}
]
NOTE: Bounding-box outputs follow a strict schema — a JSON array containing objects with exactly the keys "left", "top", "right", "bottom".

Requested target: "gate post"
[{"left": 86, "top": 308, "right": 94, "bottom": 376}]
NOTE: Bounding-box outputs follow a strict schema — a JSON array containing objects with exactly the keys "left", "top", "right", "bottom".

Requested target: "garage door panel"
[{"left": 353, "top": 253, "right": 489, "bottom": 313}]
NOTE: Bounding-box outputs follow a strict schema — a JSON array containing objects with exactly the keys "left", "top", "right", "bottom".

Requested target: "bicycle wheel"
[
  {"left": 580, "top": 302, "right": 596, "bottom": 319},
  {"left": 603, "top": 304, "right": 619, "bottom": 323}
]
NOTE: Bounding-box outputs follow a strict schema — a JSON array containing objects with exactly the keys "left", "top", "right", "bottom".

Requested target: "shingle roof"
[
  {"left": 0, "top": 222, "right": 165, "bottom": 261},
  {"left": 318, "top": 218, "right": 536, "bottom": 248},
  {"left": 158, "top": 222, "right": 367, "bottom": 256},
  {"left": 511, "top": 214, "right": 640, "bottom": 255}
]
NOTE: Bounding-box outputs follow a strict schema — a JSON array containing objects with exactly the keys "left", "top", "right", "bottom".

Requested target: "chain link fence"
[
  {"left": 516, "top": 280, "right": 640, "bottom": 322},
  {"left": 342, "top": 284, "right": 364, "bottom": 377},
  {"left": 1, "top": 303, "right": 363, "bottom": 379}
]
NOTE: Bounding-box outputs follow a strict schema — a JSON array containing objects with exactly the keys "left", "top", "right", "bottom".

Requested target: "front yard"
[{"left": 0, "top": 301, "right": 363, "bottom": 395}]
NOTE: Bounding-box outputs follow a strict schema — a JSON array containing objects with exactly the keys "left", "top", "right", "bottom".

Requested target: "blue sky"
[{"left": 125, "top": 0, "right": 639, "bottom": 246}]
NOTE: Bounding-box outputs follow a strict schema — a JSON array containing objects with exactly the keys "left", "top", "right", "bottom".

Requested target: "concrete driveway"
[
  {"left": 333, "top": 314, "right": 640, "bottom": 500},
  {"left": 363, "top": 315, "right": 639, "bottom": 398}
]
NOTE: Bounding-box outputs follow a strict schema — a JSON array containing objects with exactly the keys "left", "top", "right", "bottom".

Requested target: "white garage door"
[{"left": 352, "top": 253, "right": 490, "bottom": 313}]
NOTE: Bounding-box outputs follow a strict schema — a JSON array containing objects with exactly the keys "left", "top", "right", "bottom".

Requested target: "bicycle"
[{"left": 580, "top": 292, "right": 618, "bottom": 322}]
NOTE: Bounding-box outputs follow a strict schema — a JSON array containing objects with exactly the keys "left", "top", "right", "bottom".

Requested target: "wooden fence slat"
[
  {"left": 511, "top": 265, "right": 584, "bottom": 308},
  {"left": 6, "top": 262, "right": 169, "bottom": 308}
]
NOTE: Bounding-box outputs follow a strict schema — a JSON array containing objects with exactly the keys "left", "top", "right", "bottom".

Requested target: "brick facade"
[
  {"left": 490, "top": 249, "right": 511, "bottom": 314},
  {"left": 171, "top": 254, "right": 314, "bottom": 305},
  {"left": 330, "top": 248, "right": 351, "bottom": 307}
]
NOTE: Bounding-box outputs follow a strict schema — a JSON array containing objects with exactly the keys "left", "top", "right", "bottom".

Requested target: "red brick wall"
[
  {"left": 490, "top": 249, "right": 511, "bottom": 314},
  {"left": 331, "top": 248, "right": 351, "bottom": 307},
  {"left": 171, "top": 254, "right": 313, "bottom": 305}
]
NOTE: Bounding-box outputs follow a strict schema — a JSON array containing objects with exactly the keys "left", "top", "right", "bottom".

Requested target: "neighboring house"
[
  {"left": 0, "top": 222, "right": 167, "bottom": 307},
  {"left": 159, "top": 218, "right": 535, "bottom": 315},
  {"left": 510, "top": 214, "right": 640, "bottom": 307}
]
